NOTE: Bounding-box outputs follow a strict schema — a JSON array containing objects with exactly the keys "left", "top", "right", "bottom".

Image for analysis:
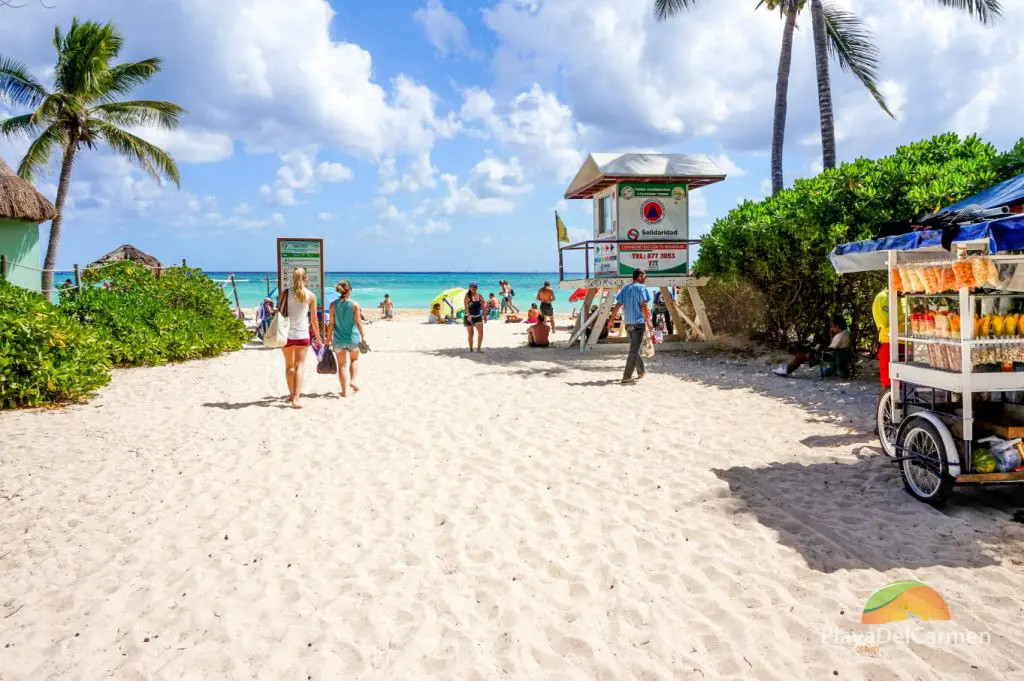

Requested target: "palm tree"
[
  {"left": 811, "top": 0, "right": 1000, "bottom": 171},
  {"left": 655, "top": 0, "right": 888, "bottom": 195},
  {"left": 0, "top": 19, "right": 184, "bottom": 298}
]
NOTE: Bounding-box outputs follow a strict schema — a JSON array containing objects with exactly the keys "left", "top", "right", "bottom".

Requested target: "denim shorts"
[{"left": 334, "top": 343, "right": 360, "bottom": 352}]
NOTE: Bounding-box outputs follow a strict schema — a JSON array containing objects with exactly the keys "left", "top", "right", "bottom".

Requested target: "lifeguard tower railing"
[{"left": 557, "top": 238, "right": 703, "bottom": 282}]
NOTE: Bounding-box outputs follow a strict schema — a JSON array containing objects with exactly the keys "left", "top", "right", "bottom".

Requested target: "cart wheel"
[
  {"left": 875, "top": 390, "right": 897, "bottom": 458},
  {"left": 896, "top": 416, "right": 954, "bottom": 506}
]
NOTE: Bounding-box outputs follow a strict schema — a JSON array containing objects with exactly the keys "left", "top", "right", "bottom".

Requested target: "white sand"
[{"left": 3, "top": 319, "right": 1024, "bottom": 680}]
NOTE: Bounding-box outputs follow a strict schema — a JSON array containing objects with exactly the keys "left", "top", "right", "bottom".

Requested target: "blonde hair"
[
  {"left": 291, "top": 267, "right": 311, "bottom": 303},
  {"left": 334, "top": 280, "right": 352, "bottom": 299}
]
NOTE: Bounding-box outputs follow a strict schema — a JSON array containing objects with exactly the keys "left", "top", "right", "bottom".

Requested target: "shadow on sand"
[
  {"left": 714, "top": 449, "right": 1024, "bottom": 572},
  {"left": 202, "top": 392, "right": 340, "bottom": 410}
]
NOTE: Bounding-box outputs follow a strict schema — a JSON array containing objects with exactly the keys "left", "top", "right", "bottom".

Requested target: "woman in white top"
[{"left": 278, "top": 267, "right": 323, "bottom": 409}]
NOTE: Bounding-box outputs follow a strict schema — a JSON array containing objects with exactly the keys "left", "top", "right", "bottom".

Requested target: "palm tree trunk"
[
  {"left": 810, "top": 0, "right": 836, "bottom": 170},
  {"left": 41, "top": 143, "right": 77, "bottom": 301},
  {"left": 771, "top": 1, "right": 798, "bottom": 195}
]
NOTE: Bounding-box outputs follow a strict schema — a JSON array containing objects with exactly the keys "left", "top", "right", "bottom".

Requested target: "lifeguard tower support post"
[{"left": 559, "top": 153, "right": 726, "bottom": 352}]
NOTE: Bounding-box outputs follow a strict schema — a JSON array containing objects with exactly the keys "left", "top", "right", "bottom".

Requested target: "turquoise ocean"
[{"left": 55, "top": 271, "right": 586, "bottom": 313}]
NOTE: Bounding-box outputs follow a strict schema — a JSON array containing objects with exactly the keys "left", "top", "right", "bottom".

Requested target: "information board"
[
  {"left": 618, "top": 242, "right": 688, "bottom": 276},
  {"left": 616, "top": 183, "right": 688, "bottom": 242},
  {"left": 277, "top": 238, "right": 325, "bottom": 310},
  {"left": 593, "top": 241, "right": 619, "bottom": 276}
]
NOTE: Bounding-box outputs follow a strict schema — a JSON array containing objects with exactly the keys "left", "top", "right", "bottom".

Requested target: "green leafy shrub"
[
  {"left": 695, "top": 133, "right": 1022, "bottom": 347},
  {"left": 0, "top": 278, "right": 110, "bottom": 408},
  {"left": 60, "top": 262, "right": 247, "bottom": 366}
]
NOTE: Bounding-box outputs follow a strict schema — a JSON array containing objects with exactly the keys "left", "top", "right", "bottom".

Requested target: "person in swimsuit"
[
  {"left": 537, "top": 280, "right": 556, "bottom": 335},
  {"left": 464, "top": 282, "right": 486, "bottom": 352},
  {"left": 278, "top": 267, "right": 323, "bottom": 409},
  {"left": 330, "top": 280, "right": 367, "bottom": 397},
  {"left": 528, "top": 314, "right": 551, "bottom": 347}
]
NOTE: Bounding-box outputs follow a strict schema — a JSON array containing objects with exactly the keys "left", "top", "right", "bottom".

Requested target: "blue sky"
[{"left": 1, "top": 0, "right": 1023, "bottom": 272}]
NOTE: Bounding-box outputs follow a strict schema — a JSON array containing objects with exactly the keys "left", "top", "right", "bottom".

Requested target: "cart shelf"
[
  {"left": 898, "top": 336, "right": 1024, "bottom": 346},
  {"left": 892, "top": 362, "right": 1024, "bottom": 393},
  {"left": 956, "top": 471, "right": 1024, "bottom": 483}
]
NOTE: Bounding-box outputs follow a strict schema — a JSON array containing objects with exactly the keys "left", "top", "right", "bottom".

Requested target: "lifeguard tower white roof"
[{"left": 563, "top": 152, "right": 727, "bottom": 200}]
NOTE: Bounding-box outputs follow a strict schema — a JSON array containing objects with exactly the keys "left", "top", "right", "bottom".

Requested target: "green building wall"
[{"left": 0, "top": 218, "right": 41, "bottom": 293}]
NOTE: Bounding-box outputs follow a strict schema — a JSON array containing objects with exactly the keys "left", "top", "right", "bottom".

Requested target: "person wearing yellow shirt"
[{"left": 872, "top": 288, "right": 906, "bottom": 387}]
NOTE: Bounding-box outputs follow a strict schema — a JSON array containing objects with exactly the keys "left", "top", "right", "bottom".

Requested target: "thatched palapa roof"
[
  {"left": 0, "top": 156, "right": 57, "bottom": 223},
  {"left": 89, "top": 244, "right": 164, "bottom": 271}
]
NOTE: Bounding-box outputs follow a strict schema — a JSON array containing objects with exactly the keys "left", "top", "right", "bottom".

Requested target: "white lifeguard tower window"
[{"left": 594, "top": 186, "right": 616, "bottom": 237}]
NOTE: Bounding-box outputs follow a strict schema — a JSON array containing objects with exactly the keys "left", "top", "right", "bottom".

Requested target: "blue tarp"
[
  {"left": 831, "top": 214, "right": 1024, "bottom": 273},
  {"left": 941, "top": 172, "right": 1024, "bottom": 214}
]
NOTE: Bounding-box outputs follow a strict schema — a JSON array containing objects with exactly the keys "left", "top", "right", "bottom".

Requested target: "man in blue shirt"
[{"left": 608, "top": 269, "right": 653, "bottom": 384}]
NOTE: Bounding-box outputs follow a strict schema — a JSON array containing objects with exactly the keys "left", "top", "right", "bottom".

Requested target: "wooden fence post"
[
  {"left": 0, "top": 254, "right": 7, "bottom": 278},
  {"left": 229, "top": 273, "right": 243, "bottom": 319},
  {"left": 74, "top": 264, "right": 81, "bottom": 291}
]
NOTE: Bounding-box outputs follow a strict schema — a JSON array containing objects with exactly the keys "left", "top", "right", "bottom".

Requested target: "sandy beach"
[{"left": 3, "top": 319, "right": 1024, "bottom": 680}]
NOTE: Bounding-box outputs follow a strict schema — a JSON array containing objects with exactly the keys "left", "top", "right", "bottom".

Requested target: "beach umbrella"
[
  {"left": 431, "top": 287, "right": 467, "bottom": 315},
  {"left": 568, "top": 287, "right": 589, "bottom": 302}
]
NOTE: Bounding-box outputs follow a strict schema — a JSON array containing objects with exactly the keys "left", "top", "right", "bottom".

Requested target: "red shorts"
[
  {"left": 878, "top": 342, "right": 891, "bottom": 387},
  {"left": 284, "top": 338, "right": 311, "bottom": 347}
]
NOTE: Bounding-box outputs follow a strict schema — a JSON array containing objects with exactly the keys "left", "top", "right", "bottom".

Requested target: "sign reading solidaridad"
[
  {"left": 616, "top": 183, "right": 689, "bottom": 275},
  {"left": 617, "top": 183, "right": 688, "bottom": 242},
  {"left": 277, "top": 238, "right": 325, "bottom": 310}
]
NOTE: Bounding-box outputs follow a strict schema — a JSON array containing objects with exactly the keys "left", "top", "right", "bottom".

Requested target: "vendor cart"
[{"left": 832, "top": 210, "right": 1024, "bottom": 505}]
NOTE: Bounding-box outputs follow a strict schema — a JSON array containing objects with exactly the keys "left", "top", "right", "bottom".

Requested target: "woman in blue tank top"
[{"left": 330, "top": 280, "right": 367, "bottom": 397}]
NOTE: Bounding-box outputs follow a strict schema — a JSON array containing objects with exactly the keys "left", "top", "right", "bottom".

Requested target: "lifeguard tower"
[{"left": 559, "top": 153, "right": 726, "bottom": 352}]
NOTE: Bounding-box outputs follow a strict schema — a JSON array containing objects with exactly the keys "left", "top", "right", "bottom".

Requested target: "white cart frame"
[{"left": 880, "top": 249, "right": 1024, "bottom": 505}]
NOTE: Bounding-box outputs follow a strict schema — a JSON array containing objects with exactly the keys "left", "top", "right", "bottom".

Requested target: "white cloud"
[
  {"left": 318, "top": 211, "right": 336, "bottom": 222},
  {"left": 689, "top": 189, "right": 708, "bottom": 217},
  {"left": 271, "top": 213, "right": 285, "bottom": 225},
  {"left": 234, "top": 202, "right": 252, "bottom": 214},
  {"left": 438, "top": 172, "right": 517, "bottom": 216},
  {"left": 460, "top": 84, "right": 584, "bottom": 182},
  {"left": 709, "top": 154, "right": 747, "bottom": 178},
  {"left": 137, "top": 127, "right": 234, "bottom": 164},
  {"left": 379, "top": 203, "right": 408, "bottom": 222},
  {"left": 467, "top": 154, "right": 532, "bottom": 198},
  {"left": 0, "top": 0, "right": 458, "bottom": 161},
  {"left": 414, "top": 0, "right": 471, "bottom": 56},
  {"left": 377, "top": 151, "right": 437, "bottom": 195},
  {"left": 361, "top": 217, "right": 451, "bottom": 243},
  {"left": 260, "top": 146, "right": 353, "bottom": 205}
]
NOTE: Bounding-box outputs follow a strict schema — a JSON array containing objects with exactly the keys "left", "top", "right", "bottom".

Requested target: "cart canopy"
[
  {"left": 939, "top": 172, "right": 1024, "bottom": 216},
  {"left": 830, "top": 214, "right": 1024, "bottom": 274}
]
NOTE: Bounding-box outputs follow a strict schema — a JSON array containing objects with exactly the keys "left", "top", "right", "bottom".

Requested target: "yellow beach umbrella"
[{"left": 431, "top": 287, "right": 467, "bottom": 315}]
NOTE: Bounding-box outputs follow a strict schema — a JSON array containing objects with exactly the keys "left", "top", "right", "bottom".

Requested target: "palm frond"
[
  {"left": 52, "top": 20, "right": 123, "bottom": 98},
  {"left": 95, "top": 59, "right": 162, "bottom": 102},
  {"left": 92, "top": 100, "right": 184, "bottom": 130},
  {"left": 653, "top": 0, "right": 704, "bottom": 21},
  {"left": 92, "top": 120, "right": 180, "bottom": 186},
  {"left": 927, "top": 0, "right": 1001, "bottom": 24},
  {"left": 0, "top": 113, "right": 43, "bottom": 140},
  {"left": 0, "top": 56, "right": 49, "bottom": 107},
  {"left": 823, "top": 1, "right": 892, "bottom": 118},
  {"left": 17, "top": 122, "right": 65, "bottom": 181}
]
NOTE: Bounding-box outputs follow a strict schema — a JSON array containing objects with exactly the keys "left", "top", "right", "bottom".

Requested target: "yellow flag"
[{"left": 555, "top": 211, "right": 569, "bottom": 243}]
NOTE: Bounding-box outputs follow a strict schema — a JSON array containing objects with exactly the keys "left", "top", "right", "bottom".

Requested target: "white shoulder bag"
[{"left": 263, "top": 290, "right": 290, "bottom": 348}]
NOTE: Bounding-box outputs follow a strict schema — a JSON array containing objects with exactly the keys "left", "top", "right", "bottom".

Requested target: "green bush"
[
  {"left": 695, "top": 133, "right": 1022, "bottom": 347},
  {"left": 0, "top": 278, "right": 110, "bottom": 408},
  {"left": 60, "top": 262, "right": 247, "bottom": 366}
]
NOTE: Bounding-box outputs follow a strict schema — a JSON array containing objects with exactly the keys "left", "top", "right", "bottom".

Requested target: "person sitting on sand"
[
  {"left": 379, "top": 294, "right": 395, "bottom": 320},
  {"left": 583, "top": 305, "right": 610, "bottom": 342},
  {"left": 526, "top": 304, "right": 540, "bottom": 324},
  {"left": 487, "top": 293, "right": 500, "bottom": 319},
  {"left": 774, "top": 314, "right": 850, "bottom": 377},
  {"left": 528, "top": 314, "right": 551, "bottom": 347},
  {"left": 428, "top": 303, "right": 444, "bottom": 324}
]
